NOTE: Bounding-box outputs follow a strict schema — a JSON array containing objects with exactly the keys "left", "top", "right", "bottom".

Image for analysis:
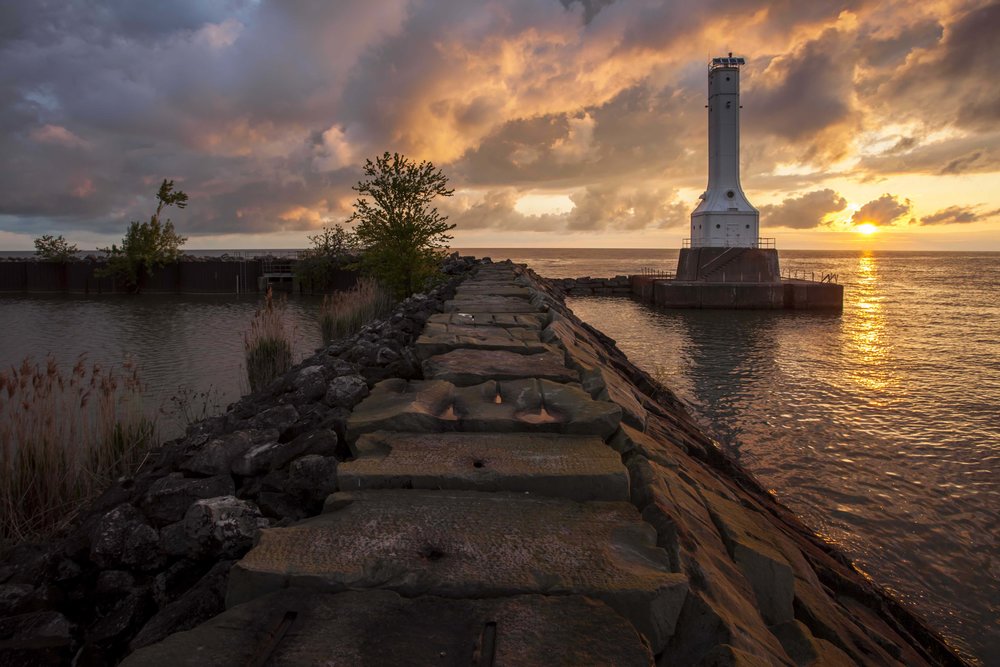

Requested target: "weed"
[
  {"left": 0, "top": 354, "right": 156, "bottom": 545},
  {"left": 244, "top": 288, "right": 293, "bottom": 392},
  {"left": 319, "top": 278, "right": 394, "bottom": 344}
]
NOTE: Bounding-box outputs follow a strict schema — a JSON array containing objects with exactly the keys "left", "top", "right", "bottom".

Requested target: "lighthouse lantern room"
[{"left": 690, "top": 54, "right": 759, "bottom": 248}]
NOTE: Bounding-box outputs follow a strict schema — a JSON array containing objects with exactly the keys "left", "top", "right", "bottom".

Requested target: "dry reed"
[
  {"left": 0, "top": 354, "right": 155, "bottom": 544},
  {"left": 244, "top": 288, "right": 293, "bottom": 392},
  {"left": 319, "top": 278, "right": 394, "bottom": 344}
]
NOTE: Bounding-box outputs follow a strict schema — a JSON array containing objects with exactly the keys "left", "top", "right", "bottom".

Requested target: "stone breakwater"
[{"left": 0, "top": 258, "right": 966, "bottom": 665}]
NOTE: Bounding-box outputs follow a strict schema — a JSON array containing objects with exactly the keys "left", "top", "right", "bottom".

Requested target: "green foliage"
[
  {"left": 295, "top": 223, "right": 359, "bottom": 292},
  {"left": 33, "top": 234, "right": 79, "bottom": 262},
  {"left": 97, "top": 179, "right": 189, "bottom": 292},
  {"left": 350, "top": 152, "right": 455, "bottom": 298}
]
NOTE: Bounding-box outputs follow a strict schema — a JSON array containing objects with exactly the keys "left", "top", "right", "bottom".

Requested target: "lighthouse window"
[
  {"left": 726, "top": 190, "right": 734, "bottom": 198},
  {"left": 745, "top": 224, "right": 750, "bottom": 229},
  {"left": 716, "top": 224, "right": 721, "bottom": 229},
  {"left": 725, "top": 76, "right": 730, "bottom": 81}
]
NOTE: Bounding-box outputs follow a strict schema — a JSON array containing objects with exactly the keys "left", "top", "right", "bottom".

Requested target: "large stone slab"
[
  {"left": 346, "top": 378, "right": 622, "bottom": 441},
  {"left": 427, "top": 312, "right": 547, "bottom": 330},
  {"left": 444, "top": 295, "right": 543, "bottom": 313},
  {"left": 414, "top": 323, "right": 549, "bottom": 360},
  {"left": 124, "top": 589, "right": 654, "bottom": 666},
  {"left": 422, "top": 348, "right": 579, "bottom": 385},
  {"left": 339, "top": 431, "right": 628, "bottom": 501},
  {"left": 227, "top": 490, "right": 688, "bottom": 652},
  {"left": 454, "top": 284, "right": 533, "bottom": 298}
]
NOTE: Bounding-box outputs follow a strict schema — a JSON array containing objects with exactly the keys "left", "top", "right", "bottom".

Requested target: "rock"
[
  {"left": 0, "top": 583, "right": 36, "bottom": 617},
  {"left": 0, "top": 610, "right": 75, "bottom": 665},
  {"left": 183, "top": 496, "right": 263, "bottom": 558},
  {"left": 158, "top": 521, "right": 189, "bottom": 558},
  {"left": 86, "top": 587, "right": 152, "bottom": 645},
  {"left": 130, "top": 561, "right": 232, "bottom": 652},
  {"left": 291, "top": 365, "right": 327, "bottom": 403},
  {"left": 256, "top": 491, "right": 309, "bottom": 520},
  {"left": 90, "top": 504, "right": 148, "bottom": 568},
  {"left": 323, "top": 374, "right": 369, "bottom": 408},
  {"left": 94, "top": 571, "right": 136, "bottom": 613},
  {"left": 231, "top": 429, "right": 337, "bottom": 477},
  {"left": 286, "top": 455, "right": 339, "bottom": 502},
  {"left": 696, "top": 644, "right": 776, "bottom": 666},
  {"left": 141, "top": 474, "right": 236, "bottom": 526},
  {"left": 770, "top": 620, "right": 854, "bottom": 667},
  {"left": 249, "top": 404, "right": 298, "bottom": 432},
  {"left": 121, "top": 524, "right": 163, "bottom": 571},
  {"left": 182, "top": 430, "right": 275, "bottom": 476}
]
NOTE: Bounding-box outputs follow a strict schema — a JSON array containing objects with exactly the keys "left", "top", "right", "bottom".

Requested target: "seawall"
[
  {"left": 0, "top": 258, "right": 965, "bottom": 665},
  {"left": 0, "top": 258, "right": 357, "bottom": 295}
]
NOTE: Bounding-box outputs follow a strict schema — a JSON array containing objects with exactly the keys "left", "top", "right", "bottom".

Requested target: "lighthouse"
[
  {"left": 635, "top": 54, "right": 842, "bottom": 309},
  {"left": 690, "top": 54, "right": 759, "bottom": 248}
]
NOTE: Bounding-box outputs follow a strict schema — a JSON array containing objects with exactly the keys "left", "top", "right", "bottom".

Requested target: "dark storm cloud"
[
  {"left": 919, "top": 205, "right": 1000, "bottom": 226},
  {"left": 877, "top": 2, "right": 1000, "bottom": 132},
  {"left": 858, "top": 133, "right": 1000, "bottom": 176},
  {"left": 759, "top": 189, "right": 847, "bottom": 229},
  {"left": 851, "top": 193, "right": 911, "bottom": 226}
]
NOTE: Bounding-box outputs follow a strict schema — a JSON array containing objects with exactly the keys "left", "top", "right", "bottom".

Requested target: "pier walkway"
[
  {"left": 125, "top": 262, "right": 958, "bottom": 666},
  {"left": 127, "top": 263, "right": 671, "bottom": 664}
]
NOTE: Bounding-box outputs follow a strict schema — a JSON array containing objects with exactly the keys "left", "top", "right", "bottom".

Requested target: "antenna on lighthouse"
[{"left": 690, "top": 53, "right": 758, "bottom": 249}]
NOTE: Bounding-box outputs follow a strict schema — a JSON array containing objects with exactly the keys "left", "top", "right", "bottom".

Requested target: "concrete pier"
[{"left": 118, "top": 261, "right": 961, "bottom": 666}]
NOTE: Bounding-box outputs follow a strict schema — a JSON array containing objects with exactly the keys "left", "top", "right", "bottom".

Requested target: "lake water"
[{"left": 0, "top": 248, "right": 997, "bottom": 663}]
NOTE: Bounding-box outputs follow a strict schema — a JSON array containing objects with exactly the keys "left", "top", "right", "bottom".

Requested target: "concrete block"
[{"left": 340, "top": 431, "right": 628, "bottom": 501}]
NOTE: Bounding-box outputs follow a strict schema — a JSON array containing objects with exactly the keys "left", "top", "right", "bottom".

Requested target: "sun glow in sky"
[{"left": 1, "top": 1, "right": 998, "bottom": 250}]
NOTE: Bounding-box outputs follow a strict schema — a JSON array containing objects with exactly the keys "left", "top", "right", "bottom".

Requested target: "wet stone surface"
[
  {"left": 227, "top": 489, "right": 687, "bottom": 652},
  {"left": 339, "top": 431, "right": 628, "bottom": 501},
  {"left": 124, "top": 589, "right": 654, "bottom": 666},
  {"left": 421, "top": 348, "right": 579, "bottom": 385}
]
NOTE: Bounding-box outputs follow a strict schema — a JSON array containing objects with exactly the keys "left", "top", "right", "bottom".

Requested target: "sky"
[{"left": 1, "top": 0, "right": 998, "bottom": 251}]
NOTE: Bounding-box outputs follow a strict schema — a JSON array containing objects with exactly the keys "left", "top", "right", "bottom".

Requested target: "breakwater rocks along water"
[{"left": 0, "top": 258, "right": 965, "bottom": 666}]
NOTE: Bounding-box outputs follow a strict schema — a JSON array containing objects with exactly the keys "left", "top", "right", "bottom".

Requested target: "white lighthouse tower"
[{"left": 690, "top": 54, "right": 759, "bottom": 248}]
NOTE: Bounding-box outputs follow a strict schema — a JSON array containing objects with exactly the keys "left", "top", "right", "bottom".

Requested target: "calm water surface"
[
  {"left": 475, "top": 248, "right": 998, "bottom": 664},
  {"left": 1, "top": 249, "right": 997, "bottom": 662},
  {"left": 0, "top": 293, "right": 324, "bottom": 439}
]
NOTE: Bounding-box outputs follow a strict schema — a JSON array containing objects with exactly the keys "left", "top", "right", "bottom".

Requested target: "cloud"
[
  {"left": 0, "top": 0, "right": 995, "bottom": 246},
  {"left": 759, "top": 189, "right": 847, "bottom": 229},
  {"left": 919, "top": 205, "right": 1000, "bottom": 226},
  {"left": 851, "top": 193, "right": 911, "bottom": 226}
]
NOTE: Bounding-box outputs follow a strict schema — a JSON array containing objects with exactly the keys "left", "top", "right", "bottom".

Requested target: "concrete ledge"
[
  {"left": 227, "top": 490, "right": 688, "bottom": 652},
  {"left": 124, "top": 589, "right": 654, "bottom": 666},
  {"left": 339, "top": 431, "right": 629, "bottom": 501}
]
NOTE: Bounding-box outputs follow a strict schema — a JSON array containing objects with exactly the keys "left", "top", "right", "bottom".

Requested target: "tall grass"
[
  {"left": 0, "top": 355, "right": 156, "bottom": 544},
  {"left": 319, "top": 278, "right": 395, "bottom": 344},
  {"left": 244, "top": 288, "right": 293, "bottom": 392}
]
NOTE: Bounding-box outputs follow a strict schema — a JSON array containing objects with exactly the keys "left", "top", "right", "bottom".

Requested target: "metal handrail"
[
  {"left": 683, "top": 237, "right": 776, "bottom": 249},
  {"left": 636, "top": 267, "right": 675, "bottom": 279}
]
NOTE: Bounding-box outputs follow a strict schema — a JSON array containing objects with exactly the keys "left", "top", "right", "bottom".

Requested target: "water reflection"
[{"left": 846, "top": 253, "right": 896, "bottom": 393}]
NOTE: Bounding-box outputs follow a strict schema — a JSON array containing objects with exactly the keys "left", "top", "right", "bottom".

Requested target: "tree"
[
  {"left": 294, "top": 223, "right": 359, "bottom": 292},
  {"left": 33, "top": 235, "right": 78, "bottom": 262},
  {"left": 97, "top": 180, "right": 189, "bottom": 292},
  {"left": 350, "top": 152, "right": 455, "bottom": 298}
]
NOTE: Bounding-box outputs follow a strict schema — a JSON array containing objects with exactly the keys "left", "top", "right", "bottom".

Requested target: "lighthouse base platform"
[
  {"left": 630, "top": 247, "right": 842, "bottom": 310},
  {"left": 631, "top": 277, "right": 842, "bottom": 310}
]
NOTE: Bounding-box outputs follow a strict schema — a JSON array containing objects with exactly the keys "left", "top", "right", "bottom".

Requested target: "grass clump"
[
  {"left": 0, "top": 355, "right": 156, "bottom": 545},
  {"left": 244, "top": 288, "right": 293, "bottom": 392},
  {"left": 319, "top": 278, "right": 395, "bottom": 344}
]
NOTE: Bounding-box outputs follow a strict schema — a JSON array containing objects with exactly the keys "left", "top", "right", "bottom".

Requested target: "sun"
[{"left": 855, "top": 223, "right": 878, "bottom": 236}]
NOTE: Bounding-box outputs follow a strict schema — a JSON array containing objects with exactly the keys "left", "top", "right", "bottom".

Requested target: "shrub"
[
  {"left": 295, "top": 223, "right": 359, "bottom": 292},
  {"left": 97, "top": 179, "right": 188, "bottom": 292},
  {"left": 33, "top": 234, "right": 78, "bottom": 262},
  {"left": 0, "top": 355, "right": 156, "bottom": 544},
  {"left": 319, "top": 278, "right": 395, "bottom": 344},
  {"left": 244, "top": 288, "right": 293, "bottom": 392},
  {"left": 350, "top": 152, "right": 455, "bottom": 298}
]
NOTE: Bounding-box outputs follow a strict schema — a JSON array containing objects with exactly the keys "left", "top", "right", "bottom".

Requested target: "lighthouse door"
[{"left": 724, "top": 222, "right": 742, "bottom": 247}]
